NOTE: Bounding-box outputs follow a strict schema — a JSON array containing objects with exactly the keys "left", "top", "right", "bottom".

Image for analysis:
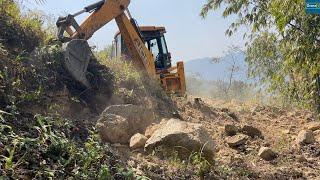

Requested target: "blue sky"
[{"left": 22, "top": 0, "right": 246, "bottom": 62}]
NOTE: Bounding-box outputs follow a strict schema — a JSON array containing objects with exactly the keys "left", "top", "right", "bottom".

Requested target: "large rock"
[
  {"left": 145, "top": 124, "right": 160, "bottom": 139},
  {"left": 96, "top": 114, "right": 130, "bottom": 144},
  {"left": 258, "top": 147, "right": 277, "bottom": 161},
  {"left": 130, "top": 133, "right": 148, "bottom": 149},
  {"left": 145, "top": 119, "right": 215, "bottom": 157},
  {"left": 102, "top": 104, "right": 155, "bottom": 133},
  {"left": 296, "top": 130, "right": 315, "bottom": 145},
  {"left": 226, "top": 134, "right": 248, "bottom": 148},
  {"left": 145, "top": 119, "right": 169, "bottom": 138},
  {"left": 96, "top": 104, "right": 155, "bottom": 144},
  {"left": 305, "top": 122, "right": 320, "bottom": 131},
  {"left": 241, "top": 125, "right": 263, "bottom": 138}
]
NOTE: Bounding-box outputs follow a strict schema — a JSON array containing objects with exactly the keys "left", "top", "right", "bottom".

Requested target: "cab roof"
[{"left": 114, "top": 26, "right": 166, "bottom": 38}]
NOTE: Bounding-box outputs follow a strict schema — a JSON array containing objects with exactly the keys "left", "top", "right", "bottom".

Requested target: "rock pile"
[
  {"left": 96, "top": 104, "right": 155, "bottom": 144},
  {"left": 97, "top": 105, "right": 215, "bottom": 158}
]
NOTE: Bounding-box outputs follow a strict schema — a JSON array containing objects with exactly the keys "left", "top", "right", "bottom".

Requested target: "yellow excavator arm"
[
  {"left": 56, "top": 0, "right": 186, "bottom": 95},
  {"left": 72, "top": 0, "right": 130, "bottom": 40},
  {"left": 115, "top": 13, "right": 157, "bottom": 78},
  {"left": 57, "top": 0, "right": 156, "bottom": 79}
]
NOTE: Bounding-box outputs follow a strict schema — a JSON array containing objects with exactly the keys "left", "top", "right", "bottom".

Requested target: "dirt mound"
[
  {"left": 174, "top": 97, "right": 319, "bottom": 179},
  {"left": 0, "top": 43, "right": 116, "bottom": 136}
]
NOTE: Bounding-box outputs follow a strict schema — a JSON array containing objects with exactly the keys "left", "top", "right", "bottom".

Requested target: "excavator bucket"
[{"left": 63, "top": 39, "right": 92, "bottom": 88}]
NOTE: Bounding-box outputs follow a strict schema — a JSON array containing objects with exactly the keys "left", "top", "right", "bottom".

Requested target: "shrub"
[{"left": 0, "top": 0, "right": 46, "bottom": 54}]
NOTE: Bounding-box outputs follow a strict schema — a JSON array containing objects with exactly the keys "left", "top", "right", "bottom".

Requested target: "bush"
[
  {"left": 0, "top": 0, "right": 46, "bottom": 54},
  {"left": 99, "top": 57, "right": 142, "bottom": 89}
]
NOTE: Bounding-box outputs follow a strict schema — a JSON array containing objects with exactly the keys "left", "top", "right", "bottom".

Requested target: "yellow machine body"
[
  {"left": 56, "top": 0, "right": 186, "bottom": 96},
  {"left": 112, "top": 26, "right": 186, "bottom": 96}
]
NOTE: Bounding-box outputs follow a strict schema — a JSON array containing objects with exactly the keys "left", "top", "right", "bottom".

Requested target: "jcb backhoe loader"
[{"left": 56, "top": 0, "right": 186, "bottom": 96}]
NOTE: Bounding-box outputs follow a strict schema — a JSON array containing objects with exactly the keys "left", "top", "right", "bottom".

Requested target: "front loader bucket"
[
  {"left": 63, "top": 39, "right": 91, "bottom": 88},
  {"left": 160, "top": 61, "right": 186, "bottom": 96}
]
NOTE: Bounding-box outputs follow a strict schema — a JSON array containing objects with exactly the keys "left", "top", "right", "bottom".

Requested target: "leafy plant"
[{"left": 189, "top": 151, "right": 212, "bottom": 177}]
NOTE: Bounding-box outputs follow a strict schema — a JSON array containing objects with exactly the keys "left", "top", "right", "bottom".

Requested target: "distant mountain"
[{"left": 184, "top": 52, "right": 248, "bottom": 81}]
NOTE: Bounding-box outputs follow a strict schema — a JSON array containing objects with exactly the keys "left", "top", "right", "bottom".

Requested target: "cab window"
[
  {"left": 116, "top": 34, "right": 121, "bottom": 58},
  {"left": 149, "top": 38, "right": 159, "bottom": 58},
  {"left": 160, "top": 36, "right": 168, "bottom": 54}
]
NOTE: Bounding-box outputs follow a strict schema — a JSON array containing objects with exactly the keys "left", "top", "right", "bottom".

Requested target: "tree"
[
  {"left": 213, "top": 45, "right": 243, "bottom": 100},
  {"left": 201, "top": 0, "right": 320, "bottom": 113}
]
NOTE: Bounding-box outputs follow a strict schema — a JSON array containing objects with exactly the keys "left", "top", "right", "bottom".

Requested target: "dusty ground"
[
  {"left": 109, "top": 96, "right": 320, "bottom": 179},
  {"left": 2, "top": 46, "right": 319, "bottom": 179}
]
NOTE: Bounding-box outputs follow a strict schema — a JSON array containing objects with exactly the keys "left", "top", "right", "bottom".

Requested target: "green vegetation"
[
  {"left": 149, "top": 145, "right": 214, "bottom": 178},
  {"left": 202, "top": 0, "right": 320, "bottom": 115},
  {"left": 189, "top": 151, "right": 212, "bottom": 177},
  {"left": 0, "top": 115, "right": 133, "bottom": 179},
  {"left": 100, "top": 57, "right": 142, "bottom": 89},
  {"left": 0, "top": 1, "right": 132, "bottom": 179},
  {"left": 0, "top": 0, "right": 62, "bottom": 125},
  {"left": 0, "top": 0, "right": 47, "bottom": 54}
]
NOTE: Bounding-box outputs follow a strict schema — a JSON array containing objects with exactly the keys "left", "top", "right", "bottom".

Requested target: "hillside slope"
[{"left": 185, "top": 52, "right": 247, "bottom": 81}]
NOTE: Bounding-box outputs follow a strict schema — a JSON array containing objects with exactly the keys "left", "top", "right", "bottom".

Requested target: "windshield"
[{"left": 160, "top": 36, "right": 168, "bottom": 54}]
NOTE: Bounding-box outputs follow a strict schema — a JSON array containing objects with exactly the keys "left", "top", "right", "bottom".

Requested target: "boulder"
[
  {"left": 145, "top": 119, "right": 215, "bottom": 158},
  {"left": 145, "top": 124, "right": 160, "bottom": 139},
  {"left": 226, "top": 134, "right": 248, "bottom": 148},
  {"left": 130, "top": 133, "right": 148, "bottom": 149},
  {"left": 145, "top": 119, "right": 169, "bottom": 138},
  {"left": 225, "top": 124, "right": 238, "bottom": 136},
  {"left": 241, "top": 125, "right": 263, "bottom": 138},
  {"left": 258, "top": 147, "right": 277, "bottom": 161},
  {"left": 96, "top": 114, "right": 130, "bottom": 144},
  {"left": 96, "top": 104, "right": 156, "bottom": 144},
  {"left": 102, "top": 104, "right": 155, "bottom": 133},
  {"left": 305, "top": 122, "right": 320, "bottom": 131},
  {"left": 296, "top": 130, "right": 315, "bottom": 145}
]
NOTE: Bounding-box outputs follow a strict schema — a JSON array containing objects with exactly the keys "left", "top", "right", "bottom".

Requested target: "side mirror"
[{"left": 168, "top": 52, "right": 172, "bottom": 60}]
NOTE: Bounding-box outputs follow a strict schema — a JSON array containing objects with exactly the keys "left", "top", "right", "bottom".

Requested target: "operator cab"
[{"left": 112, "top": 26, "right": 172, "bottom": 70}]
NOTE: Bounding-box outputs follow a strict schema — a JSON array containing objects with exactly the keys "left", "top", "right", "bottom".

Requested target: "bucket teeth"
[{"left": 63, "top": 39, "right": 91, "bottom": 88}]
